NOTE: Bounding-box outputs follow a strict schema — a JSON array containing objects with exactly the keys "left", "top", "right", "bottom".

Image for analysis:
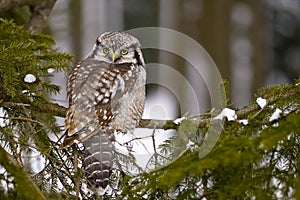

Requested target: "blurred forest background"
[
  {"left": 0, "top": 0, "right": 300, "bottom": 199},
  {"left": 47, "top": 0, "right": 300, "bottom": 120}
]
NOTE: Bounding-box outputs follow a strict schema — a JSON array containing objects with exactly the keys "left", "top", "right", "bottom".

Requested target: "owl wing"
[{"left": 96, "top": 63, "right": 145, "bottom": 132}]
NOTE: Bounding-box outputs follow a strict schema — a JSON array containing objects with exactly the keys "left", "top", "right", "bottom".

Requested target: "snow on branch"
[{"left": 4, "top": 82, "right": 298, "bottom": 131}]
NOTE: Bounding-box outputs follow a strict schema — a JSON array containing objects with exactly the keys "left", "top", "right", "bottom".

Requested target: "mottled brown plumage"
[{"left": 61, "top": 32, "right": 146, "bottom": 195}]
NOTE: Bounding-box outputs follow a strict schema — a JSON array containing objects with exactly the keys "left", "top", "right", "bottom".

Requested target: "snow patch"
[
  {"left": 186, "top": 140, "right": 195, "bottom": 147},
  {"left": 47, "top": 68, "right": 55, "bottom": 73},
  {"left": 173, "top": 117, "right": 186, "bottom": 125},
  {"left": 269, "top": 108, "right": 282, "bottom": 122},
  {"left": 256, "top": 97, "right": 267, "bottom": 109},
  {"left": 24, "top": 74, "right": 36, "bottom": 83},
  {"left": 238, "top": 119, "right": 248, "bottom": 125},
  {"left": 214, "top": 108, "right": 237, "bottom": 121}
]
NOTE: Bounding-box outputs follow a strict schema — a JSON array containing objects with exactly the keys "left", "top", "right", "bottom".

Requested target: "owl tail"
[{"left": 83, "top": 131, "right": 113, "bottom": 195}]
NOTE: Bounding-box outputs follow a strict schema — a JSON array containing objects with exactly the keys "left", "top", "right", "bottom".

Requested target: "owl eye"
[
  {"left": 103, "top": 48, "right": 109, "bottom": 54},
  {"left": 121, "top": 49, "right": 128, "bottom": 55}
]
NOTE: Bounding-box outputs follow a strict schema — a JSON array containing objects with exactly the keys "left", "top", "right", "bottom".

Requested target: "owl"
[{"left": 60, "top": 31, "right": 146, "bottom": 195}]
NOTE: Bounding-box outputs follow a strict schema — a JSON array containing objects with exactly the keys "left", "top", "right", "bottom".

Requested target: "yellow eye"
[
  {"left": 121, "top": 49, "right": 128, "bottom": 55},
  {"left": 103, "top": 48, "right": 109, "bottom": 54}
]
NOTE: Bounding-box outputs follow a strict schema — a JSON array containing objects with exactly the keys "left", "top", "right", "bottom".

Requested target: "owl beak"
[{"left": 111, "top": 53, "right": 116, "bottom": 62}]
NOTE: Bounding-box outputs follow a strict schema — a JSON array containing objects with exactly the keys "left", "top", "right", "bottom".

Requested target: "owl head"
[{"left": 90, "top": 31, "right": 144, "bottom": 66}]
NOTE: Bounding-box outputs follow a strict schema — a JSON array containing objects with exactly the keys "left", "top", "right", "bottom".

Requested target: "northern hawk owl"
[{"left": 60, "top": 31, "right": 146, "bottom": 195}]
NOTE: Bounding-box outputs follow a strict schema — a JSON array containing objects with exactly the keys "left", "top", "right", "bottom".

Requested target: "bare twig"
[{"left": 151, "top": 127, "right": 158, "bottom": 167}]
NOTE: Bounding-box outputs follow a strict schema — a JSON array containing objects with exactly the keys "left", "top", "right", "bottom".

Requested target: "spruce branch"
[{"left": 35, "top": 82, "right": 300, "bottom": 130}]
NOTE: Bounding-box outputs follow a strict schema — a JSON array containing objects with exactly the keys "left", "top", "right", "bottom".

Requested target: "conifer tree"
[{"left": 0, "top": 19, "right": 73, "bottom": 199}]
